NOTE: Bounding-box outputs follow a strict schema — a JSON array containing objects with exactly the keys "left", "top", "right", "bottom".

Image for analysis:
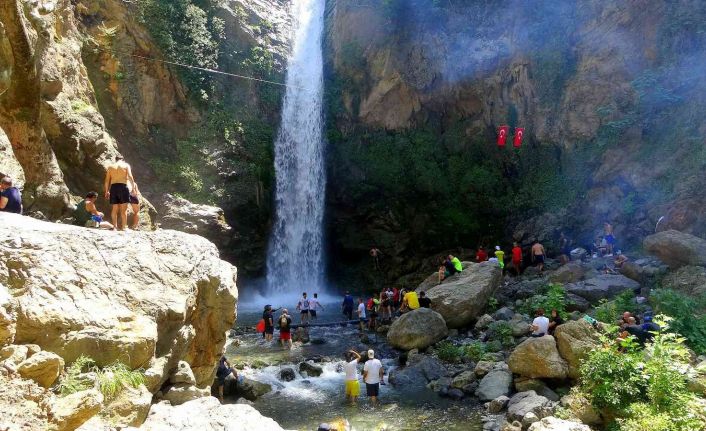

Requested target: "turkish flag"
[
  {"left": 513, "top": 127, "right": 525, "bottom": 148},
  {"left": 497, "top": 125, "right": 509, "bottom": 147}
]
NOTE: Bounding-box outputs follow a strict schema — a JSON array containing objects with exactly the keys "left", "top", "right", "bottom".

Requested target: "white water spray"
[{"left": 266, "top": 0, "right": 326, "bottom": 298}]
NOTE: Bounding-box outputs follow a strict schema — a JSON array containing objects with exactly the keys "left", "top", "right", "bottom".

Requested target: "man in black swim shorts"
[{"left": 104, "top": 155, "right": 137, "bottom": 231}]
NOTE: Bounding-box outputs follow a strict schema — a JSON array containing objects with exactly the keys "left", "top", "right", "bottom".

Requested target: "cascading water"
[{"left": 266, "top": 0, "right": 326, "bottom": 298}]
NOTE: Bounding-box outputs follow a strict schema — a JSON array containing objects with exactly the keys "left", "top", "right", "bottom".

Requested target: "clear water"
[
  {"left": 228, "top": 305, "right": 484, "bottom": 431},
  {"left": 266, "top": 0, "right": 327, "bottom": 301}
]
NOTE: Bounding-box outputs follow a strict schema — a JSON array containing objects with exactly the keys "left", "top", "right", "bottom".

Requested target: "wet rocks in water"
[
  {"left": 299, "top": 361, "right": 323, "bottom": 377},
  {"left": 387, "top": 308, "right": 449, "bottom": 350},
  {"left": 278, "top": 367, "right": 296, "bottom": 382},
  {"left": 445, "top": 387, "right": 465, "bottom": 400},
  {"left": 508, "top": 336, "right": 568, "bottom": 380},
  {"left": 476, "top": 363, "right": 512, "bottom": 401},
  {"left": 293, "top": 327, "right": 310, "bottom": 344},
  {"left": 565, "top": 274, "right": 640, "bottom": 303},
  {"left": 235, "top": 377, "right": 272, "bottom": 401},
  {"left": 643, "top": 229, "right": 706, "bottom": 269},
  {"left": 389, "top": 356, "right": 446, "bottom": 388}
]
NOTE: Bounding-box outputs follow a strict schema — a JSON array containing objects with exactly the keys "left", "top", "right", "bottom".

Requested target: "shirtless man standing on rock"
[{"left": 104, "top": 155, "right": 137, "bottom": 231}]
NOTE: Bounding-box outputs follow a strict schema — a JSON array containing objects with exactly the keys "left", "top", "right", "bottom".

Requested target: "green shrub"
[
  {"left": 579, "top": 317, "right": 706, "bottom": 430},
  {"left": 462, "top": 341, "right": 486, "bottom": 362},
  {"left": 57, "top": 355, "right": 96, "bottom": 396},
  {"left": 57, "top": 356, "right": 145, "bottom": 401},
  {"left": 650, "top": 289, "right": 706, "bottom": 355},
  {"left": 487, "top": 297, "right": 499, "bottom": 313},
  {"left": 435, "top": 341, "right": 462, "bottom": 362},
  {"left": 521, "top": 284, "right": 567, "bottom": 319},
  {"left": 485, "top": 340, "right": 503, "bottom": 353},
  {"left": 488, "top": 321, "right": 515, "bottom": 348},
  {"left": 593, "top": 290, "right": 639, "bottom": 325}
]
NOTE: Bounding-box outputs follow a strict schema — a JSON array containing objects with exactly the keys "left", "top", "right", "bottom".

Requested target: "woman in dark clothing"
[{"left": 548, "top": 309, "right": 564, "bottom": 335}]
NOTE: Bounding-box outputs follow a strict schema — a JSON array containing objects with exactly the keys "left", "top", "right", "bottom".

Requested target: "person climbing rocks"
[
  {"left": 530, "top": 308, "right": 549, "bottom": 337},
  {"left": 363, "top": 349, "right": 384, "bottom": 404},
  {"left": 357, "top": 298, "right": 366, "bottom": 332},
  {"left": 559, "top": 232, "right": 571, "bottom": 264},
  {"left": 476, "top": 246, "right": 488, "bottom": 262},
  {"left": 296, "top": 292, "right": 310, "bottom": 325},
  {"left": 511, "top": 242, "right": 523, "bottom": 276},
  {"left": 0, "top": 177, "right": 22, "bottom": 214},
  {"left": 438, "top": 255, "right": 462, "bottom": 283},
  {"left": 344, "top": 350, "right": 362, "bottom": 404},
  {"left": 604, "top": 222, "right": 615, "bottom": 256},
  {"left": 369, "top": 247, "right": 382, "bottom": 270},
  {"left": 215, "top": 355, "right": 238, "bottom": 403},
  {"left": 73, "top": 191, "right": 114, "bottom": 230},
  {"left": 263, "top": 305, "right": 275, "bottom": 342},
  {"left": 401, "top": 289, "right": 419, "bottom": 313},
  {"left": 418, "top": 291, "right": 431, "bottom": 308},
  {"left": 278, "top": 309, "right": 293, "bottom": 349},
  {"left": 309, "top": 293, "right": 324, "bottom": 320},
  {"left": 129, "top": 181, "right": 141, "bottom": 230},
  {"left": 494, "top": 246, "right": 505, "bottom": 270},
  {"left": 531, "top": 240, "right": 546, "bottom": 272},
  {"left": 104, "top": 155, "right": 137, "bottom": 231},
  {"left": 342, "top": 291, "right": 355, "bottom": 321},
  {"left": 450, "top": 255, "right": 463, "bottom": 273}
]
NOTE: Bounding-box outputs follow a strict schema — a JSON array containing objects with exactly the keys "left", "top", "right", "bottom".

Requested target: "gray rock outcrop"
[
  {"left": 644, "top": 230, "right": 706, "bottom": 269},
  {"left": 387, "top": 308, "right": 449, "bottom": 350},
  {"left": 565, "top": 274, "right": 640, "bottom": 303},
  {"left": 158, "top": 194, "right": 233, "bottom": 249},
  {"left": 476, "top": 364, "right": 513, "bottom": 401}
]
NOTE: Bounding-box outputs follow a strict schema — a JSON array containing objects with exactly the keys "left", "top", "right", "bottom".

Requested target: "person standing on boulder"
[
  {"left": 531, "top": 240, "right": 546, "bottom": 273},
  {"left": 363, "top": 349, "right": 384, "bottom": 404},
  {"left": 344, "top": 350, "right": 362, "bottom": 405},
  {"left": 0, "top": 177, "right": 22, "bottom": 214},
  {"left": 104, "top": 155, "right": 137, "bottom": 231},
  {"left": 215, "top": 355, "right": 238, "bottom": 403},
  {"left": 278, "top": 309, "right": 293, "bottom": 349},
  {"left": 476, "top": 246, "right": 488, "bottom": 262},
  {"left": 296, "top": 292, "right": 310, "bottom": 325},
  {"left": 494, "top": 246, "right": 505, "bottom": 270}
]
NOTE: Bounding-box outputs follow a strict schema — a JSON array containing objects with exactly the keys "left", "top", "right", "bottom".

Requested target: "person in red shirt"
[
  {"left": 511, "top": 242, "right": 523, "bottom": 276},
  {"left": 476, "top": 246, "right": 488, "bottom": 262}
]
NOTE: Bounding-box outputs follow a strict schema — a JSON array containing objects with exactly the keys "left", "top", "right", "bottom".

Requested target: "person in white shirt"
[
  {"left": 309, "top": 293, "right": 325, "bottom": 320},
  {"left": 531, "top": 308, "right": 550, "bottom": 337},
  {"left": 357, "top": 297, "right": 366, "bottom": 332},
  {"left": 343, "top": 350, "right": 361, "bottom": 404},
  {"left": 363, "top": 349, "right": 384, "bottom": 404},
  {"left": 296, "top": 292, "right": 310, "bottom": 325}
]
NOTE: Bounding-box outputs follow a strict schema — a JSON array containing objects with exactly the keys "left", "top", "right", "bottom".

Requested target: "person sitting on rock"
[
  {"left": 278, "top": 309, "right": 293, "bottom": 349},
  {"left": 530, "top": 308, "right": 549, "bottom": 337},
  {"left": 438, "top": 255, "right": 462, "bottom": 283},
  {"left": 400, "top": 290, "right": 420, "bottom": 313},
  {"left": 73, "top": 191, "right": 114, "bottom": 229},
  {"left": 0, "top": 176, "right": 22, "bottom": 214},
  {"left": 418, "top": 291, "right": 432, "bottom": 308},
  {"left": 215, "top": 355, "right": 238, "bottom": 403},
  {"left": 548, "top": 309, "right": 564, "bottom": 335},
  {"left": 614, "top": 252, "right": 629, "bottom": 268}
]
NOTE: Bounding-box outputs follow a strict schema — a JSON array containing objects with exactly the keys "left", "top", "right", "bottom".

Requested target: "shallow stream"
[{"left": 227, "top": 304, "right": 484, "bottom": 431}]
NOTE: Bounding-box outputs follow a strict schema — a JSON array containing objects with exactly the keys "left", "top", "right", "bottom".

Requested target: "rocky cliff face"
[
  {"left": 0, "top": 212, "right": 238, "bottom": 428},
  {"left": 324, "top": 0, "right": 706, "bottom": 287}
]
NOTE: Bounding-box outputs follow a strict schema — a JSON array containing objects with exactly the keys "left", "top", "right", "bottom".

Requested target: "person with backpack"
[{"left": 278, "top": 309, "right": 293, "bottom": 349}]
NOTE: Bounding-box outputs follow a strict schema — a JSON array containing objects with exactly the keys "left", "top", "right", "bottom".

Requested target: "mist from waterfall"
[{"left": 266, "top": 0, "right": 326, "bottom": 300}]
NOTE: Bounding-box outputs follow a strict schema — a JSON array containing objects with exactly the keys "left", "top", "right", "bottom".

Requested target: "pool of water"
[{"left": 227, "top": 304, "right": 484, "bottom": 431}]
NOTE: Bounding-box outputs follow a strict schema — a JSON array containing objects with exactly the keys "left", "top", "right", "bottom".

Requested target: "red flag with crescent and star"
[
  {"left": 497, "top": 125, "right": 509, "bottom": 147},
  {"left": 513, "top": 127, "right": 525, "bottom": 148}
]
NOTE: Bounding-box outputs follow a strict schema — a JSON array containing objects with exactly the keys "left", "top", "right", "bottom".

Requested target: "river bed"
[{"left": 227, "top": 304, "right": 484, "bottom": 431}]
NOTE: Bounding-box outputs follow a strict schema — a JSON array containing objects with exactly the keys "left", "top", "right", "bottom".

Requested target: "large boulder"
[
  {"left": 101, "top": 384, "right": 153, "bottom": 427},
  {"left": 389, "top": 356, "right": 447, "bottom": 388},
  {"left": 0, "top": 213, "right": 238, "bottom": 391},
  {"left": 158, "top": 194, "right": 233, "bottom": 249},
  {"left": 554, "top": 320, "right": 600, "bottom": 379},
  {"left": 565, "top": 274, "right": 640, "bottom": 303},
  {"left": 421, "top": 262, "right": 502, "bottom": 328},
  {"left": 508, "top": 336, "right": 568, "bottom": 379},
  {"left": 236, "top": 377, "right": 272, "bottom": 401},
  {"left": 17, "top": 350, "right": 64, "bottom": 388},
  {"left": 548, "top": 263, "right": 585, "bottom": 284},
  {"left": 644, "top": 230, "right": 706, "bottom": 269},
  {"left": 661, "top": 265, "right": 706, "bottom": 299},
  {"left": 49, "top": 389, "right": 103, "bottom": 431},
  {"left": 137, "top": 397, "right": 287, "bottom": 431},
  {"left": 507, "top": 391, "right": 551, "bottom": 422},
  {"left": 0, "top": 283, "right": 15, "bottom": 346},
  {"left": 527, "top": 417, "right": 591, "bottom": 431},
  {"left": 476, "top": 364, "right": 513, "bottom": 401},
  {"left": 387, "top": 308, "right": 449, "bottom": 350}
]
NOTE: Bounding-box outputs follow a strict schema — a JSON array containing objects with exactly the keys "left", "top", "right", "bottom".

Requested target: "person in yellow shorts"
[
  {"left": 401, "top": 290, "right": 420, "bottom": 313},
  {"left": 344, "top": 350, "right": 362, "bottom": 404}
]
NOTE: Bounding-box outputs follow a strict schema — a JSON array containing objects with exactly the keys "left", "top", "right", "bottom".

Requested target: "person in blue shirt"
[
  {"left": 342, "top": 291, "right": 355, "bottom": 320},
  {"left": 0, "top": 177, "right": 22, "bottom": 214}
]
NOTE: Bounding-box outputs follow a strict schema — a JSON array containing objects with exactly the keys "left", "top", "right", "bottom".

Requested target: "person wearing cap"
[
  {"left": 363, "top": 349, "right": 384, "bottom": 404},
  {"left": 494, "top": 246, "right": 505, "bottom": 269}
]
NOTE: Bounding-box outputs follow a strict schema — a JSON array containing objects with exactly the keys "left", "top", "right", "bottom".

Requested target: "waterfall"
[{"left": 266, "top": 0, "right": 326, "bottom": 298}]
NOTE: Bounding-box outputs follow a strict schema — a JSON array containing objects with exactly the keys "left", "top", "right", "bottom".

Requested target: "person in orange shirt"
[{"left": 511, "top": 242, "right": 523, "bottom": 276}]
